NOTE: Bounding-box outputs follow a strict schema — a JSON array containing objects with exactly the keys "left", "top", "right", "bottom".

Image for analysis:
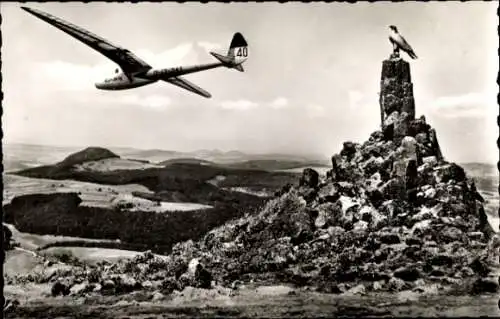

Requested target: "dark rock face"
[
  {"left": 393, "top": 266, "right": 421, "bottom": 282},
  {"left": 340, "top": 142, "right": 358, "bottom": 161},
  {"left": 382, "top": 123, "right": 394, "bottom": 142},
  {"left": 380, "top": 59, "right": 414, "bottom": 123},
  {"left": 405, "top": 159, "right": 419, "bottom": 202},
  {"left": 51, "top": 282, "right": 70, "bottom": 297},
  {"left": 393, "top": 112, "right": 412, "bottom": 145},
  {"left": 471, "top": 278, "right": 499, "bottom": 294},
  {"left": 299, "top": 168, "right": 319, "bottom": 188},
  {"left": 436, "top": 163, "right": 467, "bottom": 183},
  {"left": 408, "top": 116, "right": 431, "bottom": 137}
]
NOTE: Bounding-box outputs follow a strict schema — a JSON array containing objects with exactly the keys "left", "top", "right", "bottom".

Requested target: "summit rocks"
[{"left": 156, "top": 57, "right": 496, "bottom": 295}]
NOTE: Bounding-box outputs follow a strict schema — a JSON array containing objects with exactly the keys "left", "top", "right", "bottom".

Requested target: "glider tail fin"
[{"left": 210, "top": 32, "right": 248, "bottom": 72}]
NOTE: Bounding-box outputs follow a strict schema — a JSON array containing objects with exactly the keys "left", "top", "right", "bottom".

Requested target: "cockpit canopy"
[
  {"left": 95, "top": 67, "right": 154, "bottom": 90},
  {"left": 95, "top": 68, "right": 126, "bottom": 89}
]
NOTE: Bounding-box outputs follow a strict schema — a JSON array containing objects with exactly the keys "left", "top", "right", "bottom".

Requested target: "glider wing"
[
  {"left": 22, "top": 6, "right": 152, "bottom": 74},
  {"left": 162, "top": 76, "right": 212, "bottom": 98}
]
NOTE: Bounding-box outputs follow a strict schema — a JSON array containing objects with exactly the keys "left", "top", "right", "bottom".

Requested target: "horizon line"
[{"left": 2, "top": 141, "right": 331, "bottom": 160}]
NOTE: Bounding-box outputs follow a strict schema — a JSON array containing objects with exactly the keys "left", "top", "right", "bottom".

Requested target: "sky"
[{"left": 1, "top": 2, "right": 498, "bottom": 163}]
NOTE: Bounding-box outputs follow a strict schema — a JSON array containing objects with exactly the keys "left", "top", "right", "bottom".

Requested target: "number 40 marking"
[{"left": 236, "top": 47, "right": 248, "bottom": 57}]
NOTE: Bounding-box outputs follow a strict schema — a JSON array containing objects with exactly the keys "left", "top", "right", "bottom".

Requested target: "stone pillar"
[{"left": 379, "top": 58, "right": 416, "bottom": 128}]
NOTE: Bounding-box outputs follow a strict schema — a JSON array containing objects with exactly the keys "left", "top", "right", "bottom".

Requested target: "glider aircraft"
[{"left": 21, "top": 6, "right": 249, "bottom": 98}]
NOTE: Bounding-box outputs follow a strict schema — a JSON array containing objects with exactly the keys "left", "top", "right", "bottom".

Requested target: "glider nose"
[{"left": 95, "top": 82, "right": 105, "bottom": 90}]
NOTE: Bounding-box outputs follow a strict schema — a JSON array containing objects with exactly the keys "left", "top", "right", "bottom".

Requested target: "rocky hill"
[
  {"left": 5, "top": 57, "right": 499, "bottom": 309},
  {"left": 59, "top": 147, "right": 120, "bottom": 167},
  {"left": 14, "top": 147, "right": 120, "bottom": 178}
]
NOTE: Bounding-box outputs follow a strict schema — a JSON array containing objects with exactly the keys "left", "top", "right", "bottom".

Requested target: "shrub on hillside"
[{"left": 52, "top": 249, "right": 78, "bottom": 264}]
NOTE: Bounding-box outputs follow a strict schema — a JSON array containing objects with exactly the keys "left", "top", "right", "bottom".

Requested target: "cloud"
[
  {"left": 431, "top": 92, "right": 496, "bottom": 118},
  {"left": 134, "top": 43, "right": 195, "bottom": 69},
  {"left": 197, "top": 41, "right": 223, "bottom": 53},
  {"left": 39, "top": 60, "right": 111, "bottom": 91},
  {"left": 348, "top": 90, "right": 364, "bottom": 109},
  {"left": 220, "top": 99, "right": 258, "bottom": 110},
  {"left": 37, "top": 42, "right": 202, "bottom": 92},
  {"left": 36, "top": 59, "right": 173, "bottom": 111},
  {"left": 433, "top": 92, "right": 489, "bottom": 108},
  {"left": 218, "top": 97, "right": 290, "bottom": 111},
  {"left": 306, "top": 104, "right": 325, "bottom": 118},
  {"left": 32, "top": 42, "right": 217, "bottom": 112},
  {"left": 269, "top": 97, "right": 289, "bottom": 109},
  {"left": 116, "top": 94, "right": 172, "bottom": 110}
]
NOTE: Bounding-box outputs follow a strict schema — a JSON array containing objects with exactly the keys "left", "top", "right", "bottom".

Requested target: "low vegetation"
[
  {"left": 52, "top": 249, "right": 79, "bottom": 264},
  {"left": 3, "top": 190, "right": 267, "bottom": 254}
]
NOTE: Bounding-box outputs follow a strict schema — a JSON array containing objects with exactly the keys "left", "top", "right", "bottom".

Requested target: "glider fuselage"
[
  {"left": 95, "top": 61, "right": 232, "bottom": 90},
  {"left": 95, "top": 71, "right": 157, "bottom": 90}
]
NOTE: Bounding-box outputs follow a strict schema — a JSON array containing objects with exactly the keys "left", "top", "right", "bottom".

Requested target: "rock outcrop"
[
  {"left": 380, "top": 58, "right": 415, "bottom": 125},
  {"left": 379, "top": 58, "right": 443, "bottom": 164},
  {"left": 157, "top": 57, "right": 496, "bottom": 294}
]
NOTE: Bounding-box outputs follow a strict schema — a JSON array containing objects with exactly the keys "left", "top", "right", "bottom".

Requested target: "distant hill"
[
  {"left": 461, "top": 162, "right": 498, "bottom": 194},
  {"left": 223, "top": 159, "right": 330, "bottom": 171},
  {"left": 113, "top": 148, "right": 182, "bottom": 161},
  {"left": 11, "top": 146, "right": 302, "bottom": 200},
  {"left": 4, "top": 142, "right": 330, "bottom": 169},
  {"left": 13, "top": 147, "right": 121, "bottom": 178},
  {"left": 159, "top": 158, "right": 216, "bottom": 166},
  {"left": 158, "top": 157, "right": 330, "bottom": 172},
  {"left": 461, "top": 162, "right": 498, "bottom": 178},
  {"left": 58, "top": 147, "right": 120, "bottom": 168},
  {"left": 111, "top": 146, "right": 328, "bottom": 165}
]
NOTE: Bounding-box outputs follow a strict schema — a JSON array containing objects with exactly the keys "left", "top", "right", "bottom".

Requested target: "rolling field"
[
  {"left": 74, "top": 158, "right": 163, "bottom": 172},
  {"left": 4, "top": 223, "right": 120, "bottom": 251},
  {"left": 3, "top": 174, "right": 152, "bottom": 208},
  {"left": 224, "top": 187, "right": 273, "bottom": 197},
  {"left": 41, "top": 247, "right": 144, "bottom": 264},
  {"left": 3, "top": 223, "right": 142, "bottom": 275},
  {"left": 3, "top": 174, "right": 212, "bottom": 212},
  {"left": 276, "top": 166, "right": 331, "bottom": 175},
  {"left": 4, "top": 249, "right": 45, "bottom": 277}
]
